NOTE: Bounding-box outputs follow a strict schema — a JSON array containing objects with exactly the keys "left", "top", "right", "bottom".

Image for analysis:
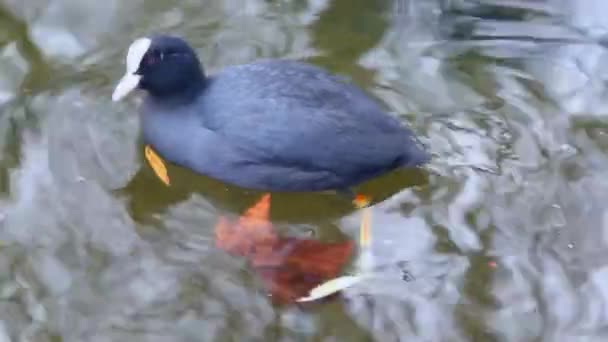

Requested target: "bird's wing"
[{"left": 198, "top": 60, "right": 425, "bottom": 175}]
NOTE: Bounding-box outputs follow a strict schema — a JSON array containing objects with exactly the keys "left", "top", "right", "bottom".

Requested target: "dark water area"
[{"left": 1, "top": 0, "right": 608, "bottom": 341}]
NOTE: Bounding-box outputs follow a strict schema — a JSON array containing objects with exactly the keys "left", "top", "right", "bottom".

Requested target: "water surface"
[{"left": 1, "top": 0, "right": 608, "bottom": 341}]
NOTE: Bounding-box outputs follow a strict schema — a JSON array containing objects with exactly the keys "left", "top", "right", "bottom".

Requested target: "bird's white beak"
[
  {"left": 112, "top": 73, "right": 141, "bottom": 102},
  {"left": 112, "top": 37, "right": 152, "bottom": 102}
]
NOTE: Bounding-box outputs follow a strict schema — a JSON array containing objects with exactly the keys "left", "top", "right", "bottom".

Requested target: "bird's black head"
[{"left": 112, "top": 35, "right": 205, "bottom": 102}]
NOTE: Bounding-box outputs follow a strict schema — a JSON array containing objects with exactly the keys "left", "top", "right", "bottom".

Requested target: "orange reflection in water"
[{"left": 215, "top": 194, "right": 354, "bottom": 305}]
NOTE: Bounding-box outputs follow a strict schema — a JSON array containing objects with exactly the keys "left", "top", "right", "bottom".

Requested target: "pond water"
[{"left": 1, "top": 0, "right": 608, "bottom": 341}]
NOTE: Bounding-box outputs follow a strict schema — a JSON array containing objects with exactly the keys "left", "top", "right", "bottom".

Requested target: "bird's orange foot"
[{"left": 144, "top": 145, "right": 170, "bottom": 186}]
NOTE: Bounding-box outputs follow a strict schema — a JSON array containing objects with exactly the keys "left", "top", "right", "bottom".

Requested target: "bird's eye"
[
  {"left": 144, "top": 51, "right": 162, "bottom": 66},
  {"left": 144, "top": 55, "right": 156, "bottom": 66},
  {"left": 166, "top": 51, "right": 182, "bottom": 58}
]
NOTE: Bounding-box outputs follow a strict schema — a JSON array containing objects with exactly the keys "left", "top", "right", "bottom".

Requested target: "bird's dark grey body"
[
  {"left": 141, "top": 59, "right": 428, "bottom": 192},
  {"left": 112, "top": 35, "right": 428, "bottom": 192}
]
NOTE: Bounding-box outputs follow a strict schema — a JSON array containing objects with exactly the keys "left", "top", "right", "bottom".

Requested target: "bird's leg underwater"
[
  {"left": 296, "top": 189, "right": 373, "bottom": 302},
  {"left": 336, "top": 188, "right": 372, "bottom": 246}
]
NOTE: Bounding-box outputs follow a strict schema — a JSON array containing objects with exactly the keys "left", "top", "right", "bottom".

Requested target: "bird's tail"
[{"left": 400, "top": 135, "right": 431, "bottom": 167}]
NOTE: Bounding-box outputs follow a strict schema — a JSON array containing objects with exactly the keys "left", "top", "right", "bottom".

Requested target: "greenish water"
[{"left": 1, "top": 0, "right": 608, "bottom": 341}]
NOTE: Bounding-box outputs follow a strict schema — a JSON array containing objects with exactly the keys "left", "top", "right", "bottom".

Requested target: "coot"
[{"left": 112, "top": 35, "right": 429, "bottom": 193}]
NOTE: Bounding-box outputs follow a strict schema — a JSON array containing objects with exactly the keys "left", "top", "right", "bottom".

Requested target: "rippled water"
[{"left": 1, "top": 0, "right": 608, "bottom": 340}]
